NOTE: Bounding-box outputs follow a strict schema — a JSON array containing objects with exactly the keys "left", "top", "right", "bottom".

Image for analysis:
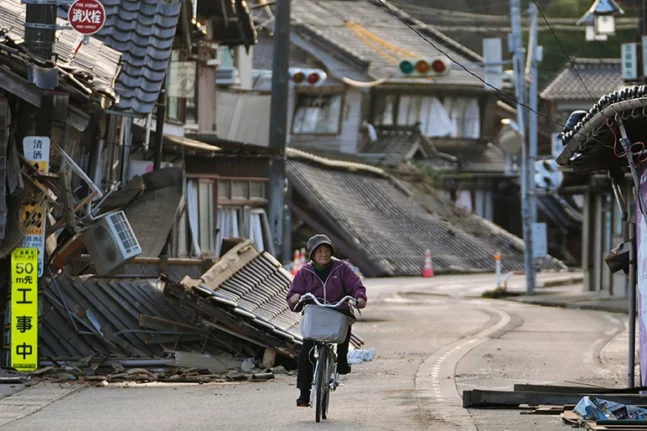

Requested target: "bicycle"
[{"left": 297, "top": 293, "right": 359, "bottom": 423}]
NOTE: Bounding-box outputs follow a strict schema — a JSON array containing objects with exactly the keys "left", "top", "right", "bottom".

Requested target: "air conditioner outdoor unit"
[
  {"left": 216, "top": 66, "right": 240, "bottom": 85},
  {"left": 83, "top": 211, "right": 142, "bottom": 276}
]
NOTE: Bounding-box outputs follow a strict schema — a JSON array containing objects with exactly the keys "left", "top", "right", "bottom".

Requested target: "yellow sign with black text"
[{"left": 11, "top": 248, "right": 38, "bottom": 372}]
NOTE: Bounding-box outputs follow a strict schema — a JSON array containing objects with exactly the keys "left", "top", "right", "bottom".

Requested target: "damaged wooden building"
[{"left": 0, "top": 0, "right": 324, "bottom": 373}]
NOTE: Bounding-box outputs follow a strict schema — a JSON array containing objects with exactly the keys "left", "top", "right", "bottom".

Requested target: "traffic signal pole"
[{"left": 268, "top": 0, "right": 291, "bottom": 263}]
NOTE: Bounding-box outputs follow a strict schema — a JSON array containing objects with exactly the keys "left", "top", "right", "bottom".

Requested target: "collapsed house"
[
  {"left": 7, "top": 238, "right": 362, "bottom": 375},
  {"left": 287, "top": 148, "right": 567, "bottom": 277}
]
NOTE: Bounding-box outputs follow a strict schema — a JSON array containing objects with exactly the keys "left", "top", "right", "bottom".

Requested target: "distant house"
[
  {"left": 541, "top": 58, "right": 626, "bottom": 294},
  {"left": 214, "top": 0, "right": 522, "bottom": 234},
  {"left": 286, "top": 148, "right": 566, "bottom": 276}
]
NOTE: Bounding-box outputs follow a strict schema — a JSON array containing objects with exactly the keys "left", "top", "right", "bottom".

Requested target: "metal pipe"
[{"left": 628, "top": 217, "right": 637, "bottom": 387}]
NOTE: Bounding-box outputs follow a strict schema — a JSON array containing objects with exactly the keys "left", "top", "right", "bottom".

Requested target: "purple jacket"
[{"left": 286, "top": 258, "right": 367, "bottom": 312}]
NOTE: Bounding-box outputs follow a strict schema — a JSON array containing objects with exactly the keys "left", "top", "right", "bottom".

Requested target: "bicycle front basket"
[{"left": 300, "top": 305, "right": 355, "bottom": 343}]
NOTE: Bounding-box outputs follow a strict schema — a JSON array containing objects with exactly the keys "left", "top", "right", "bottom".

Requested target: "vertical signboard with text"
[
  {"left": 19, "top": 137, "right": 50, "bottom": 277},
  {"left": 11, "top": 248, "right": 39, "bottom": 372}
]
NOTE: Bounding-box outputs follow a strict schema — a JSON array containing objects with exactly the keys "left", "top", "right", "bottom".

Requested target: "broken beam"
[{"left": 463, "top": 389, "right": 647, "bottom": 409}]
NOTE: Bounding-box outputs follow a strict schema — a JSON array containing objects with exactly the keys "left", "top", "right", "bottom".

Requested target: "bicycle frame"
[{"left": 297, "top": 293, "right": 358, "bottom": 422}]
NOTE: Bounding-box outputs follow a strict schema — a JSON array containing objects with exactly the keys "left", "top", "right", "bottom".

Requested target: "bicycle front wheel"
[{"left": 315, "top": 345, "right": 328, "bottom": 423}]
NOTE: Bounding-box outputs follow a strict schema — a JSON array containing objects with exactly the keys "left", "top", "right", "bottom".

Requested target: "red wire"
[{"left": 603, "top": 118, "right": 647, "bottom": 165}]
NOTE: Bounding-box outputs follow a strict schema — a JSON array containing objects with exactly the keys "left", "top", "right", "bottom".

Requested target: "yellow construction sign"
[{"left": 11, "top": 248, "right": 38, "bottom": 372}]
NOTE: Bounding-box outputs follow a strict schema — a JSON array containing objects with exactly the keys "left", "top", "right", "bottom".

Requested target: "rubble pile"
[{"left": 8, "top": 239, "right": 364, "bottom": 382}]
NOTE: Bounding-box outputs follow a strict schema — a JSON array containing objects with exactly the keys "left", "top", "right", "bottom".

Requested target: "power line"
[
  {"left": 531, "top": 0, "right": 596, "bottom": 101},
  {"left": 376, "top": 0, "right": 568, "bottom": 129}
]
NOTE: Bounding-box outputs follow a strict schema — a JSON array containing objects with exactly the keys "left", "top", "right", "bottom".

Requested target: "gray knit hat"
[{"left": 306, "top": 234, "right": 335, "bottom": 260}]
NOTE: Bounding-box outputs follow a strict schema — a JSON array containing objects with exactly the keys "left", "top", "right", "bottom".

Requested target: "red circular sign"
[{"left": 68, "top": 0, "right": 106, "bottom": 35}]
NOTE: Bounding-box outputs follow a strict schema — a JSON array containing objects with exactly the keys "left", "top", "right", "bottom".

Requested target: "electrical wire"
[
  {"left": 529, "top": 0, "right": 647, "bottom": 164},
  {"left": 531, "top": 0, "right": 595, "bottom": 102},
  {"left": 376, "top": 0, "right": 569, "bottom": 129}
]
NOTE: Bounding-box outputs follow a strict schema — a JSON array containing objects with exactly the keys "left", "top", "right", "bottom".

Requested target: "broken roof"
[
  {"left": 429, "top": 139, "right": 507, "bottom": 173},
  {"left": 541, "top": 58, "right": 622, "bottom": 102},
  {"left": 360, "top": 124, "right": 425, "bottom": 156},
  {"left": 0, "top": 0, "right": 122, "bottom": 108},
  {"left": 175, "top": 240, "right": 364, "bottom": 358},
  {"left": 93, "top": 0, "right": 182, "bottom": 115},
  {"left": 287, "top": 148, "right": 566, "bottom": 276},
  {"left": 254, "top": 0, "right": 484, "bottom": 86}
]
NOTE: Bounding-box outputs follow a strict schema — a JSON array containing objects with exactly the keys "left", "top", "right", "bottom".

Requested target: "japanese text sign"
[
  {"left": 11, "top": 248, "right": 38, "bottom": 372},
  {"left": 19, "top": 137, "right": 50, "bottom": 277},
  {"left": 68, "top": 0, "right": 106, "bottom": 35}
]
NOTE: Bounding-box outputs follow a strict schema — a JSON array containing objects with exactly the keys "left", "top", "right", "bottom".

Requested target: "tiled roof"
[
  {"left": 287, "top": 149, "right": 565, "bottom": 276},
  {"left": 94, "top": 0, "right": 182, "bottom": 115},
  {"left": 0, "top": 0, "right": 122, "bottom": 100},
  {"left": 255, "top": 0, "right": 484, "bottom": 86},
  {"left": 32, "top": 275, "right": 226, "bottom": 359},
  {"left": 175, "top": 240, "right": 365, "bottom": 356},
  {"left": 430, "top": 139, "right": 507, "bottom": 173},
  {"left": 360, "top": 124, "right": 422, "bottom": 155},
  {"left": 540, "top": 58, "right": 622, "bottom": 101}
]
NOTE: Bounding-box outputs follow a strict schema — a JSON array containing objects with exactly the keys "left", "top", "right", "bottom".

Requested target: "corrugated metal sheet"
[
  {"left": 216, "top": 90, "right": 271, "bottom": 147},
  {"left": 37, "top": 275, "right": 229, "bottom": 360}
]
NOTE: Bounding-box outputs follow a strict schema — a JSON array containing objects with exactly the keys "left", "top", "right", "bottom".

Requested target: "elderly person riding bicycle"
[{"left": 286, "top": 234, "right": 367, "bottom": 407}]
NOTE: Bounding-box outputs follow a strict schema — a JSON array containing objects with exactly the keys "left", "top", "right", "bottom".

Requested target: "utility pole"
[
  {"left": 527, "top": 3, "right": 539, "bottom": 292},
  {"left": 268, "top": 0, "right": 291, "bottom": 263},
  {"left": 510, "top": 0, "right": 536, "bottom": 295}
]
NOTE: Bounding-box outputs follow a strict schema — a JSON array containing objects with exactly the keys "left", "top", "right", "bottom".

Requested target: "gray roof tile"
[
  {"left": 540, "top": 58, "right": 622, "bottom": 101},
  {"left": 360, "top": 124, "right": 421, "bottom": 155},
  {"left": 287, "top": 148, "right": 565, "bottom": 276},
  {"left": 430, "top": 139, "right": 507, "bottom": 172},
  {"left": 93, "top": 0, "right": 182, "bottom": 115},
  {"left": 287, "top": 0, "right": 485, "bottom": 87}
]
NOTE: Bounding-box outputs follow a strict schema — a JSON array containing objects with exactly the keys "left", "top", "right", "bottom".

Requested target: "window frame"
[
  {"left": 291, "top": 92, "right": 345, "bottom": 136},
  {"left": 166, "top": 50, "right": 198, "bottom": 125}
]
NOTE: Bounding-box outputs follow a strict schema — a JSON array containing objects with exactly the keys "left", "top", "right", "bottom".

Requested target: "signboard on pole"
[
  {"left": 622, "top": 43, "right": 638, "bottom": 81},
  {"left": 19, "top": 137, "right": 50, "bottom": 277},
  {"left": 68, "top": 0, "right": 106, "bottom": 35},
  {"left": 11, "top": 248, "right": 39, "bottom": 372},
  {"left": 532, "top": 222, "right": 548, "bottom": 259}
]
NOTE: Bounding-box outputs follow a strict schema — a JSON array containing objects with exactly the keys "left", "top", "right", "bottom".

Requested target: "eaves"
[{"left": 0, "top": 67, "right": 90, "bottom": 131}]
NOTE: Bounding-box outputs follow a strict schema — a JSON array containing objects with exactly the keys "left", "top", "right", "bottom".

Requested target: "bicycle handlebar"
[{"left": 297, "top": 292, "right": 357, "bottom": 308}]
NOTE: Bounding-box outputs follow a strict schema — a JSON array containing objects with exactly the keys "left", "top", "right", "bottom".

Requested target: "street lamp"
[
  {"left": 577, "top": 0, "right": 624, "bottom": 39},
  {"left": 577, "top": 11, "right": 609, "bottom": 41}
]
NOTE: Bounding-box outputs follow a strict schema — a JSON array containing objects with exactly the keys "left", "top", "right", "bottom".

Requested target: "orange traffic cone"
[
  {"left": 423, "top": 249, "right": 434, "bottom": 278},
  {"left": 300, "top": 247, "right": 307, "bottom": 265},
  {"left": 292, "top": 250, "right": 302, "bottom": 276}
]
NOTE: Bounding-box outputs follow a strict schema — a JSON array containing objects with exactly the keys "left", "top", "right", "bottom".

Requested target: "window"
[
  {"left": 373, "top": 94, "right": 481, "bottom": 139},
  {"left": 166, "top": 50, "right": 197, "bottom": 124},
  {"left": 179, "top": 177, "right": 270, "bottom": 258},
  {"left": 292, "top": 94, "right": 343, "bottom": 134}
]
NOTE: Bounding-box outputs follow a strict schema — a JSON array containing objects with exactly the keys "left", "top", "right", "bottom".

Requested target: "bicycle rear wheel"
[
  {"left": 315, "top": 345, "right": 328, "bottom": 423},
  {"left": 322, "top": 354, "right": 330, "bottom": 420}
]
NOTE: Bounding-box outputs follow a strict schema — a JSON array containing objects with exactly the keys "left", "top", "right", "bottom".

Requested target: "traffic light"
[
  {"left": 398, "top": 57, "right": 451, "bottom": 77},
  {"left": 289, "top": 68, "right": 327, "bottom": 86}
]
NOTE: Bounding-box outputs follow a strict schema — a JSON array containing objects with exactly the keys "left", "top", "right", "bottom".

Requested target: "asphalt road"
[{"left": 1, "top": 275, "right": 629, "bottom": 431}]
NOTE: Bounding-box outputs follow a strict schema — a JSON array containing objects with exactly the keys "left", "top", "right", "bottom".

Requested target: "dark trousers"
[{"left": 297, "top": 325, "right": 352, "bottom": 391}]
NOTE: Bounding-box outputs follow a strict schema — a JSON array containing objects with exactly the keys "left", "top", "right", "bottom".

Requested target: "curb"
[{"left": 539, "top": 275, "right": 584, "bottom": 288}]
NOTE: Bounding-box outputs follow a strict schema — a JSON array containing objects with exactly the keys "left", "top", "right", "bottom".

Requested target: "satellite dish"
[{"left": 498, "top": 119, "right": 522, "bottom": 154}]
